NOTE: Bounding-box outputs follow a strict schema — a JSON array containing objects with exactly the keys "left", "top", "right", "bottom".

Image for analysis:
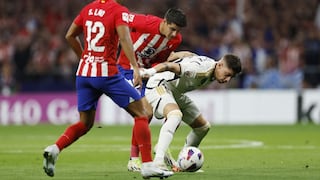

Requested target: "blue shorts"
[
  {"left": 76, "top": 74, "right": 142, "bottom": 111},
  {"left": 117, "top": 65, "right": 147, "bottom": 96}
]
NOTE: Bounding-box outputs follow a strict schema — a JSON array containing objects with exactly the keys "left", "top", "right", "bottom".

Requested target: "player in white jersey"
[{"left": 140, "top": 54, "right": 242, "bottom": 171}]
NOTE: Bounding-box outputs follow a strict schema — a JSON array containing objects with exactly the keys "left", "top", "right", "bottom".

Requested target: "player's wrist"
[
  {"left": 139, "top": 68, "right": 156, "bottom": 78},
  {"left": 146, "top": 68, "right": 157, "bottom": 76}
]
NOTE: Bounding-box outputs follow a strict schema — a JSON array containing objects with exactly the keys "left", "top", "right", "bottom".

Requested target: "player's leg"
[
  {"left": 128, "top": 129, "right": 142, "bottom": 171},
  {"left": 108, "top": 75, "right": 173, "bottom": 178},
  {"left": 178, "top": 115, "right": 210, "bottom": 173},
  {"left": 154, "top": 104, "right": 182, "bottom": 168},
  {"left": 158, "top": 94, "right": 209, "bottom": 172},
  {"left": 43, "top": 77, "right": 100, "bottom": 177},
  {"left": 126, "top": 97, "right": 153, "bottom": 163},
  {"left": 126, "top": 86, "right": 153, "bottom": 171},
  {"left": 126, "top": 99, "right": 173, "bottom": 178},
  {"left": 146, "top": 86, "right": 182, "bottom": 170},
  {"left": 185, "top": 115, "right": 211, "bottom": 147},
  {"left": 118, "top": 66, "right": 153, "bottom": 171},
  {"left": 127, "top": 96, "right": 153, "bottom": 171},
  {"left": 178, "top": 95, "right": 211, "bottom": 147}
]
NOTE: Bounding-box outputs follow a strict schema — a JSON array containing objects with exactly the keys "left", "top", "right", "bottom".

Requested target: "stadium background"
[{"left": 0, "top": 0, "right": 320, "bottom": 125}]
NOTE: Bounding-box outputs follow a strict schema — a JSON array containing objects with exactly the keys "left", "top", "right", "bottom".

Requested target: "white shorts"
[{"left": 145, "top": 85, "right": 201, "bottom": 125}]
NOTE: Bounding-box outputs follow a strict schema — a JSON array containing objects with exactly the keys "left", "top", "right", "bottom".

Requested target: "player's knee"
[
  {"left": 167, "top": 109, "right": 183, "bottom": 118},
  {"left": 164, "top": 109, "right": 183, "bottom": 134},
  {"left": 204, "top": 121, "right": 211, "bottom": 133},
  {"left": 194, "top": 121, "right": 211, "bottom": 135}
]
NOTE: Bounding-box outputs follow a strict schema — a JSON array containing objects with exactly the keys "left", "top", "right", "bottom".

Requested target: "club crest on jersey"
[{"left": 138, "top": 47, "right": 156, "bottom": 58}]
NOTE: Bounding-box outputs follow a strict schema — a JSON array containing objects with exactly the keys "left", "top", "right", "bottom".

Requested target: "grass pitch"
[{"left": 0, "top": 124, "right": 319, "bottom": 180}]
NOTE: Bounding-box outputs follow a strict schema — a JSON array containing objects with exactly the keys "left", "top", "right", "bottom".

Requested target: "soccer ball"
[{"left": 177, "top": 146, "right": 204, "bottom": 172}]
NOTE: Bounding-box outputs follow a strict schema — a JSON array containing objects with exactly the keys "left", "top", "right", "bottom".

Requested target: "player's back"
[
  {"left": 76, "top": 0, "right": 130, "bottom": 77},
  {"left": 146, "top": 56, "right": 216, "bottom": 93}
]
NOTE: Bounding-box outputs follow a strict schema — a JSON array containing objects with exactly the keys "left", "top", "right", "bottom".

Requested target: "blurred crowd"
[{"left": 1, "top": 0, "right": 320, "bottom": 95}]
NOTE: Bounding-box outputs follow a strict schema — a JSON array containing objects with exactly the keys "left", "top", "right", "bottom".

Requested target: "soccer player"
[
  {"left": 118, "top": 8, "right": 190, "bottom": 99},
  {"left": 42, "top": 0, "right": 173, "bottom": 179},
  {"left": 140, "top": 54, "right": 242, "bottom": 171},
  {"left": 116, "top": 8, "right": 193, "bottom": 171}
]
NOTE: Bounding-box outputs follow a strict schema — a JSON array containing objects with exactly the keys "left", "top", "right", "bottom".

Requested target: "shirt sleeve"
[
  {"left": 73, "top": 14, "right": 83, "bottom": 26},
  {"left": 179, "top": 57, "right": 215, "bottom": 78},
  {"left": 128, "top": 13, "right": 147, "bottom": 30},
  {"left": 114, "top": 6, "right": 130, "bottom": 27},
  {"left": 129, "top": 14, "right": 160, "bottom": 33}
]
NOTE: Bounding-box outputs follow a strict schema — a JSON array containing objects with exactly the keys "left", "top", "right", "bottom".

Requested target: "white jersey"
[{"left": 146, "top": 55, "right": 217, "bottom": 93}]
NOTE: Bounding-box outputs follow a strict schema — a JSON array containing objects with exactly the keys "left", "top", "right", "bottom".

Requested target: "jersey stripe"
[
  {"left": 133, "top": 34, "right": 150, "bottom": 51},
  {"left": 87, "top": 63, "right": 92, "bottom": 77},
  {"left": 76, "top": 60, "right": 85, "bottom": 76},
  {"left": 91, "top": 62, "right": 97, "bottom": 76},
  {"left": 152, "top": 38, "right": 168, "bottom": 58},
  {"left": 82, "top": 63, "right": 89, "bottom": 76},
  {"left": 97, "top": 62, "right": 102, "bottom": 76},
  {"left": 101, "top": 62, "right": 108, "bottom": 76},
  {"left": 76, "top": 60, "right": 111, "bottom": 76}
]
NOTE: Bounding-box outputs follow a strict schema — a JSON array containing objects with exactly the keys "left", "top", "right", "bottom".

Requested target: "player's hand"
[
  {"left": 139, "top": 68, "right": 156, "bottom": 79},
  {"left": 133, "top": 67, "right": 143, "bottom": 88}
]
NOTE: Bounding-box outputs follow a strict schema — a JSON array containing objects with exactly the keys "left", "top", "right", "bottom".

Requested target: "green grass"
[{"left": 0, "top": 124, "right": 319, "bottom": 180}]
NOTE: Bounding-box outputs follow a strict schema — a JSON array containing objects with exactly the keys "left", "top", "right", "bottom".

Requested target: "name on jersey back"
[{"left": 88, "top": 8, "right": 105, "bottom": 17}]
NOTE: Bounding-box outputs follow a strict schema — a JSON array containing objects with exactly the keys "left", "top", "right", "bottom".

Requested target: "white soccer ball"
[{"left": 177, "top": 146, "right": 204, "bottom": 172}]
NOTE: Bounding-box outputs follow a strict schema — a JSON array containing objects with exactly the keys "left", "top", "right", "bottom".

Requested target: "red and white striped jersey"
[
  {"left": 74, "top": 0, "right": 130, "bottom": 77},
  {"left": 117, "top": 14, "right": 182, "bottom": 69}
]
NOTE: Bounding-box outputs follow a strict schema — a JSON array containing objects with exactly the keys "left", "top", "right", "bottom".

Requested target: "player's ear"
[
  {"left": 163, "top": 19, "right": 168, "bottom": 24},
  {"left": 217, "top": 61, "right": 223, "bottom": 68}
]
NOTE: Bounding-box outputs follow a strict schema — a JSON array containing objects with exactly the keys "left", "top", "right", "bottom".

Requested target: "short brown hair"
[
  {"left": 223, "top": 54, "right": 242, "bottom": 77},
  {"left": 164, "top": 8, "right": 187, "bottom": 27}
]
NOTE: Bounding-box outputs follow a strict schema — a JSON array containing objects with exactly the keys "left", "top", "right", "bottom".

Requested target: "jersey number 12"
[{"left": 85, "top": 20, "right": 105, "bottom": 52}]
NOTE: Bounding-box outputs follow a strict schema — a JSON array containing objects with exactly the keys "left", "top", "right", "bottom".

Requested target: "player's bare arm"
[
  {"left": 140, "top": 51, "right": 201, "bottom": 78},
  {"left": 153, "top": 62, "right": 180, "bottom": 75},
  {"left": 116, "top": 25, "right": 142, "bottom": 87},
  {"left": 65, "top": 22, "right": 83, "bottom": 59},
  {"left": 140, "top": 62, "right": 180, "bottom": 79}
]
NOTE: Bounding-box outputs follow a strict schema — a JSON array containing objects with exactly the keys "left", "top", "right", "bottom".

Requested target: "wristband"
[{"left": 145, "top": 68, "right": 157, "bottom": 76}]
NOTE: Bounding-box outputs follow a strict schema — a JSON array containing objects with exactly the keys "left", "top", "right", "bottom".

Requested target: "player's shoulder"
[
  {"left": 196, "top": 55, "right": 215, "bottom": 61},
  {"left": 181, "top": 55, "right": 215, "bottom": 63},
  {"left": 130, "top": 14, "right": 161, "bottom": 23},
  {"left": 140, "top": 15, "right": 162, "bottom": 28},
  {"left": 86, "top": 0, "right": 128, "bottom": 11},
  {"left": 133, "top": 14, "right": 163, "bottom": 34},
  {"left": 145, "top": 14, "right": 162, "bottom": 23}
]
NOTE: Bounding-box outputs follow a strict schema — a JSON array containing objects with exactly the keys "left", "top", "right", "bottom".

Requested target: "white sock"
[
  {"left": 185, "top": 121, "right": 211, "bottom": 147},
  {"left": 154, "top": 110, "right": 182, "bottom": 163}
]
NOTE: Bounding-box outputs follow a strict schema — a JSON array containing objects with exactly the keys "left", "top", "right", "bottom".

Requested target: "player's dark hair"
[
  {"left": 164, "top": 8, "right": 187, "bottom": 27},
  {"left": 223, "top": 54, "right": 242, "bottom": 77}
]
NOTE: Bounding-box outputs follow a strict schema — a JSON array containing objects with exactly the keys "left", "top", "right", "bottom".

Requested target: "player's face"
[
  {"left": 214, "top": 61, "right": 234, "bottom": 83},
  {"left": 162, "top": 21, "right": 181, "bottom": 39}
]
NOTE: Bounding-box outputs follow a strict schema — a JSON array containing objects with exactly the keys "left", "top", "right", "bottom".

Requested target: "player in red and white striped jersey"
[
  {"left": 118, "top": 9, "right": 185, "bottom": 70},
  {"left": 116, "top": 8, "right": 194, "bottom": 172}
]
